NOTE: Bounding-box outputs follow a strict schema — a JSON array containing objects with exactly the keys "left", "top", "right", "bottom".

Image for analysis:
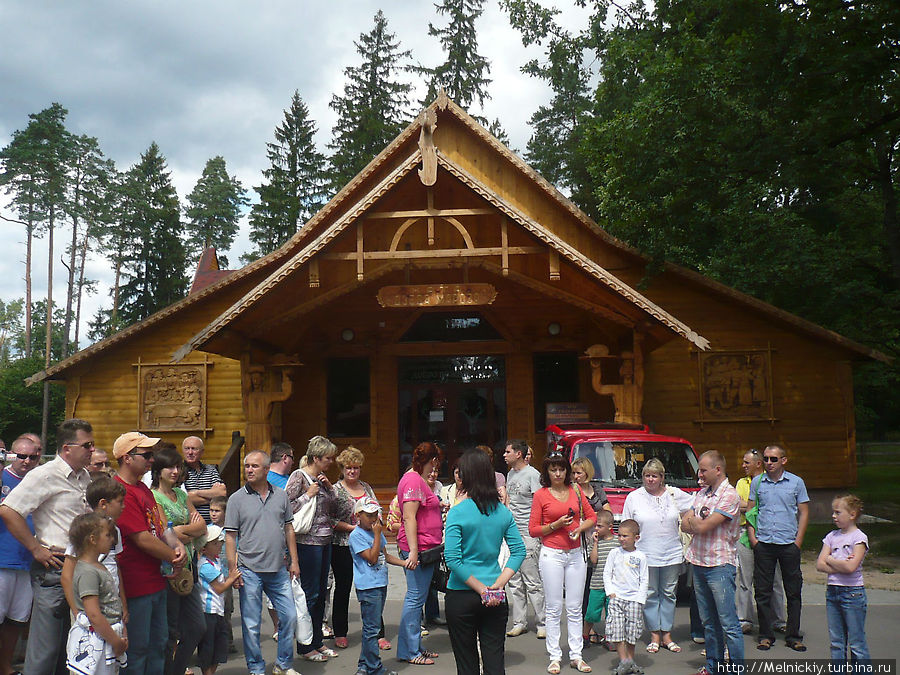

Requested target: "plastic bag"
[{"left": 291, "top": 577, "right": 314, "bottom": 645}]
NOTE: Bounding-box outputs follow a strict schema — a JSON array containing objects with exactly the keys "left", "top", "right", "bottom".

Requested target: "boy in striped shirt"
[{"left": 197, "top": 525, "right": 241, "bottom": 675}]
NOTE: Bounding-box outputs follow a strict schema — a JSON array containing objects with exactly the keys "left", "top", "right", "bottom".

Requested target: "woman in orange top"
[{"left": 529, "top": 452, "right": 596, "bottom": 674}]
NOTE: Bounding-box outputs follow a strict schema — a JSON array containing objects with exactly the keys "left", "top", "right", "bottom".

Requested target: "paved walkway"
[{"left": 216, "top": 567, "right": 900, "bottom": 674}]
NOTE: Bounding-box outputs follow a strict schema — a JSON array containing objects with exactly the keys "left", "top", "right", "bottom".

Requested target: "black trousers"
[
  {"left": 445, "top": 589, "right": 509, "bottom": 675},
  {"left": 753, "top": 541, "right": 803, "bottom": 643},
  {"left": 330, "top": 544, "right": 354, "bottom": 638}
]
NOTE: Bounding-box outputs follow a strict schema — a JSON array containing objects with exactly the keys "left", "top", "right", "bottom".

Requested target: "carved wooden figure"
[{"left": 242, "top": 366, "right": 293, "bottom": 455}]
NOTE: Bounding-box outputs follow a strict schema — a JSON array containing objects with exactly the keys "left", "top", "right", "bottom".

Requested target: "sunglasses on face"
[
  {"left": 763, "top": 456, "right": 781, "bottom": 463},
  {"left": 130, "top": 451, "right": 155, "bottom": 460},
  {"left": 17, "top": 453, "right": 41, "bottom": 461},
  {"left": 66, "top": 441, "right": 96, "bottom": 450}
]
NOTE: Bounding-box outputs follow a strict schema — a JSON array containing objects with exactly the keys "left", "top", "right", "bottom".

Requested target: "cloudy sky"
[{"left": 0, "top": 0, "right": 592, "bottom": 347}]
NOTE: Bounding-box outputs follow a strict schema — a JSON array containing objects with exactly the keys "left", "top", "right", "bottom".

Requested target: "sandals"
[
  {"left": 757, "top": 638, "right": 773, "bottom": 651},
  {"left": 662, "top": 641, "right": 682, "bottom": 653},
  {"left": 787, "top": 641, "right": 808, "bottom": 652},
  {"left": 588, "top": 632, "right": 603, "bottom": 645},
  {"left": 378, "top": 637, "right": 392, "bottom": 650},
  {"left": 421, "top": 651, "right": 439, "bottom": 659},
  {"left": 547, "top": 661, "right": 561, "bottom": 674},
  {"left": 319, "top": 646, "right": 339, "bottom": 658},
  {"left": 301, "top": 652, "right": 328, "bottom": 662},
  {"left": 334, "top": 636, "right": 348, "bottom": 649},
  {"left": 407, "top": 654, "right": 435, "bottom": 665},
  {"left": 570, "top": 660, "right": 592, "bottom": 673},
  {"left": 645, "top": 642, "right": 659, "bottom": 653}
]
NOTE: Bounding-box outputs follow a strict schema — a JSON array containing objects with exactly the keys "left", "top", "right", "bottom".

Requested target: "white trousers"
[
  {"left": 539, "top": 546, "right": 587, "bottom": 662},
  {"left": 507, "top": 536, "right": 545, "bottom": 630}
]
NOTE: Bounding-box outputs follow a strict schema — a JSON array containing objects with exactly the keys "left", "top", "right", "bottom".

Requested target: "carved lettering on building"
[{"left": 377, "top": 283, "right": 497, "bottom": 308}]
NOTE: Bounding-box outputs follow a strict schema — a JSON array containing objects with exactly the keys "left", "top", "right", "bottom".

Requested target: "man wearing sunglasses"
[
  {"left": 0, "top": 419, "right": 94, "bottom": 675},
  {"left": 0, "top": 435, "right": 42, "bottom": 675},
  {"left": 746, "top": 445, "right": 809, "bottom": 652}
]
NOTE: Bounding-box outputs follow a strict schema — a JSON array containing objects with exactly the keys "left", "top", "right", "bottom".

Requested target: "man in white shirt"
[
  {"left": 0, "top": 418, "right": 94, "bottom": 675},
  {"left": 503, "top": 439, "right": 546, "bottom": 638}
]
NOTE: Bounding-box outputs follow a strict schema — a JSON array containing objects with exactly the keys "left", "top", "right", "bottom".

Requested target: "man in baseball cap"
[{"left": 112, "top": 431, "right": 160, "bottom": 459}]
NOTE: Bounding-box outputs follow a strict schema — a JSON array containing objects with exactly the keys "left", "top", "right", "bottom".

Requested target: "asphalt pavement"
[{"left": 215, "top": 566, "right": 900, "bottom": 675}]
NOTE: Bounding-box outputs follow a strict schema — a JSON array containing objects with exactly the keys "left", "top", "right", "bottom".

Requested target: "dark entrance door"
[{"left": 398, "top": 355, "right": 506, "bottom": 479}]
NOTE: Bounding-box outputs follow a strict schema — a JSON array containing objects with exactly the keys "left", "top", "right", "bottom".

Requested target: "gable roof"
[{"left": 27, "top": 93, "right": 889, "bottom": 385}]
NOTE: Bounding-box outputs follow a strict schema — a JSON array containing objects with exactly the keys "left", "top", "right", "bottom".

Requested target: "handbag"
[
  {"left": 572, "top": 484, "right": 590, "bottom": 563},
  {"left": 430, "top": 554, "right": 450, "bottom": 593},
  {"left": 292, "top": 473, "right": 318, "bottom": 535},
  {"left": 668, "top": 487, "right": 692, "bottom": 557},
  {"left": 168, "top": 565, "right": 194, "bottom": 596},
  {"left": 291, "top": 577, "right": 314, "bottom": 645},
  {"left": 419, "top": 544, "right": 444, "bottom": 565}
]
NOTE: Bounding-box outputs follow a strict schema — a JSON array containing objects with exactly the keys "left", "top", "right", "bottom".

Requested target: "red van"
[{"left": 545, "top": 422, "right": 701, "bottom": 518}]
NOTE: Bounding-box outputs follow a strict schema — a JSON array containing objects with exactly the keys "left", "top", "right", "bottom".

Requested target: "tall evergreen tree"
[
  {"left": 328, "top": 11, "right": 414, "bottom": 191},
  {"left": 417, "top": 0, "right": 492, "bottom": 114},
  {"left": 185, "top": 156, "right": 248, "bottom": 267},
  {"left": 244, "top": 92, "right": 327, "bottom": 263},
  {"left": 118, "top": 143, "right": 188, "bottom": 325}
]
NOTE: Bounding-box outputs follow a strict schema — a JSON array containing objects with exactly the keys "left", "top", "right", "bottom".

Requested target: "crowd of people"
[{"left": 0, "top": 421, "right": 874, "bottom": 675}]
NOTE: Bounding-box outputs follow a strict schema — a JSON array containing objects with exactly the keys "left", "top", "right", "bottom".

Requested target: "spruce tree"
[
  {"left": 244, "top": 92, "right": 327, "bottom": 264},
  {"left": 118, "top": 143, "right": 187, "bottom": 325},
  {"left": 185, "top": 155, "right": 248, "bottom": 267},
  {"left": 328, "top": 11, "right": 414, "bottom": 191},
  {"left": 418, "top": 0, "right": 492, "bottom": 114}
]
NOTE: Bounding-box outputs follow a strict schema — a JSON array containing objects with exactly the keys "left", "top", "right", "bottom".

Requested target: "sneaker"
[
  {"left": 627, "top": 664, "right": 644, "bottom": 675},
  {"left": 613, "top": 663, "right": 631, "bottom": 675},
  {"left": 692, "top": 636, "right": 705, "bottom": 644},
  {"left": 420, "top": 625, "right": 430, "bottom": 636},
  {"left": 322, "top": 624, "right": 334, "bottom": 638},
  {"left": 272, "top": 667, "right": 301, "bottom": 675},
  {"left": 536, "top": 627, "right": 547, "bottom": 639},
  {"left": 506, "top": 624, "right": 527, "bottom": 637}
]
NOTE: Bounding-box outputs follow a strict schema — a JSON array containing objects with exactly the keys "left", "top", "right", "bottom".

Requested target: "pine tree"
[
  {"left": 328, "top": 11, "right": 414, "bottom": 191},
  {"left": 185, "top": 156, "right": 248, "bottom": 267},
  {"left": 118, "top": 143, "right": 188, "bottom": 325},
  {"left": 418, "top": 0, "right": 492, "bottom": 115},
  {"left": 244, "top": 92, "right": 327, "bottom": 264}
]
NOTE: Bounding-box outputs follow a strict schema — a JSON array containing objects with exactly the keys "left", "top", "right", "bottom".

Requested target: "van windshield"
[{"left": 572, "top": 441, "right": 699, "bottom": 489}]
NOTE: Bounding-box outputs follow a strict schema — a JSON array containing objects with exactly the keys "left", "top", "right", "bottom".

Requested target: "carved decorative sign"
[
  {"left": 696, "top": 348, "right": 775, "bottom": 424},
  {"left": 135, "top": 360, "right": 210, "bottom": 432},
  {"left": 377, "top": 283, "right": 497, "bottom": 308}
]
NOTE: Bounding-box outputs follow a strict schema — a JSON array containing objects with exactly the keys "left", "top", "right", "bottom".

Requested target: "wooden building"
[{"left": 28, "top": 93, "right": 887, "bottom": 489}]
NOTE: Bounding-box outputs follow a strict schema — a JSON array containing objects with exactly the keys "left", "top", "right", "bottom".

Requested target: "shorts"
[
  {"left": 584, "top": 588, "right": 609, "bottom": 624},
  {"left": 0, "top": 568, "right": 33, "bottom": 623},
  {"left": 197, "top": 613, "right": 229, "bottom": 669},
  {"left": 605, "top": 597, "right": 643, "bottom": 645}
]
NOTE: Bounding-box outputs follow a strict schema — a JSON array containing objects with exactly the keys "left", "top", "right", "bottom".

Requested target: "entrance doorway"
[{"left": 398, "top": 355, "right": 507, "bottom": 479}]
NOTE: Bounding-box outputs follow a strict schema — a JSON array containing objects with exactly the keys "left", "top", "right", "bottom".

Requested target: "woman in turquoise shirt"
[{"left": 444, "top": 450, "right": 526, "bottom": 675}]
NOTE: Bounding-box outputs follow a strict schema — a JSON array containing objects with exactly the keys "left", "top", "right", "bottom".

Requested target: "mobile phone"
[{"left": 568, "top": 507, "right": 576, "bottom": 518}]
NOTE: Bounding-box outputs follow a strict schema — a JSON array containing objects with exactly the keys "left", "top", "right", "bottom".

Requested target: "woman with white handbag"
[{"left": 285, "top": 436, "right": 340, "bottom": 663}]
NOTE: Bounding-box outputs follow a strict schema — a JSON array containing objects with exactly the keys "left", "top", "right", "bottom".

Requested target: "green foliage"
[
  {"left": 417, "top": 0, "right": 492, "bottom": 114},
  {"left": 117, "top": 143, "right": 188, "bottom": 325},
  {"left": 0, "top": 298, "right": 24, "bottom": 362},
  {"left": 507, "top": 0, "right": 900, "bottom": 438},
  {"left": 0, "top": 355, "right": 65, "bottom": 444},
  {"left": 185, "top": 156, "right": 248, "bottom": 267},
  {"left": 244, "top": 92, "right": 328, "bottom": 264},
  {"left": 328, "top": 11, "right": 414, "bottom": 191}
]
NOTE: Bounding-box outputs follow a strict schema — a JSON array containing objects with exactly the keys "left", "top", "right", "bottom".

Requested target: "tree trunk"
[
  {"left": 112, "top": 255, "right": 121, "bottom": 329},
  {"left": 876, "top": 134, "right": 900, "bottom": 287},
  {"left": 42, "top": 203, "right": 55, "bottom": 447},
  {"left": 73, "top": 221, "right": 90, "bottom": 350},
  {"left": 25, "top": 201, "right": 33, "bottom": 359},
  {"left": 63, "top": 180, "right": 81, "bottom": 358}
]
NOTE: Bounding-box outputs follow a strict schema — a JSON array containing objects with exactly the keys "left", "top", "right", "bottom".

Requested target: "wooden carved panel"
[
  {"left": 696, "top": 347, "right": 775, "bottom": 425},
  {"left": 135, "top": 359, "right": 211, "bottom": 432},
  {"left": 377, "top": 283, "right": 497, "bottom": 308}
]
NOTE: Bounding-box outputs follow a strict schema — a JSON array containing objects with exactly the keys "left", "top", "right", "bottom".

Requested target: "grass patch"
[{"left": 854, "top": 465, "right": 900, "bottom": 521}]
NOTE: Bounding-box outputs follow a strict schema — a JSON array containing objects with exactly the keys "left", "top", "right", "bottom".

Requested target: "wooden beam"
[
  {"left": 501, "top": 218, "right": 509, "bottom": 276},
  {"left": 322, "top": 246, "right": 543, "bottom": 261},
  {"left": 549, "top": 249, "right": 560, "bottom": 281},
  {"left": 427, "top": 188, "right": 435, "bottom": 246},
  {"left": 356, "top": 222, "right": 364, "bottom": 281},
  {"left": 366, "top": 208, "right": 494, "bottom": 219},
  {"left": 309, "top": 257, "right": 319, "bottom": 288}
]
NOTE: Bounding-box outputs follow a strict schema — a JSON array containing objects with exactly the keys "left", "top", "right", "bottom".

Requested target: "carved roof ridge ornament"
[
  {"left": 433, "top": 150, "right": 712, "bottom": 352},
  {"left": 418, "top": 108, "right": 438, "bottom": 187}
]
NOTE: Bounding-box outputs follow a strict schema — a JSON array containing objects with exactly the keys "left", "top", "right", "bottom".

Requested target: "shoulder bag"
[
  {"left": 572, "top": 484, "right": 590, "bottom": 563},
  {"left": 667, "top": 486, "right": 692, "bottom": 557},
  {"left": 292, "top": 472, "right": 318, "bottom": 535}
]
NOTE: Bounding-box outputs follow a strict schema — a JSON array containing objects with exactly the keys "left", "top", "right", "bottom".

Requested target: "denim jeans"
[
  {"left": 644, "top": 564, "right": 680, "bottom": 632},
  {"left": 539, "top": 546, "right": 587, "bottom": 662},
  {"left": 357, "top": 586, "right": 388, "bottom": 675},
  {"left": 238, "top": 566, "right": 297, "bottom": 673},
  {"left": 123, "top": 589, "right": 168, "bottom": 675},
  {"left": 692, "top": 563, "right": 744, "bottom": 674},
  {"left": 24, "top": 567, "right": 68, "bottom": 675},
  {"left": 297, "top": 543, "right": 331, "bottom": 654},
  {"left": 826, "top": 585, "right": 870, "bottom": 662},
  {"left": 397, "top": 549, "right": 435, "bottom": 661}
]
